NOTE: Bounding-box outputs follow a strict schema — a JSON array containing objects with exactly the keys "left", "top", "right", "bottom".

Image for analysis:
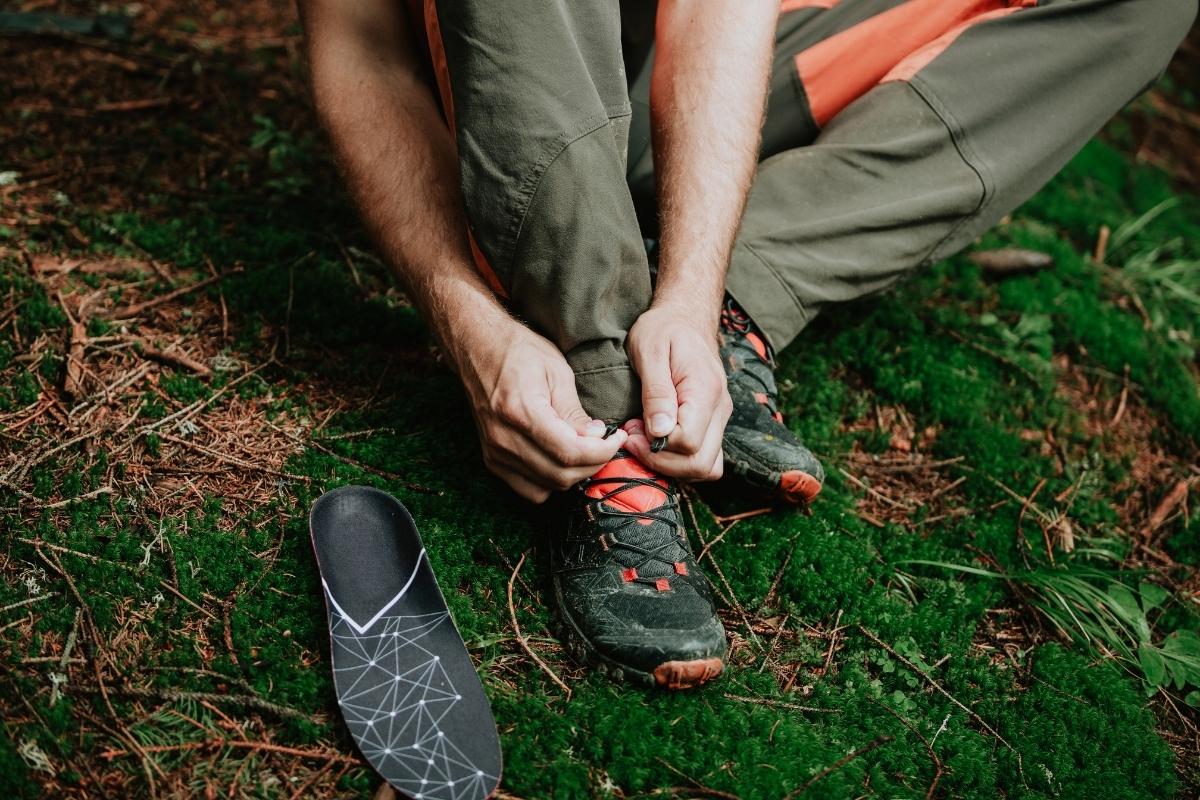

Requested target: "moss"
[{"left": 2, "top": 106, "right": 1196, "bottom": 799}]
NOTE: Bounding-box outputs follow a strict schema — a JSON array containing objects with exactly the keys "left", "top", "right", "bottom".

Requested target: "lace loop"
[{"left": 578, "top": 464, "right": 685, "bottom": 582}]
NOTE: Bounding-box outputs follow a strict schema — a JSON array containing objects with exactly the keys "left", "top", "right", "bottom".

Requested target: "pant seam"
[
  {"left": 906, "top": 76, "right": 993, "bottom": 263},
  {"left": 573, "top": 363, "right": 633, "bottom": 377},
  {"left": 503, "top": 110, "right": 633, "bottom": 280}
]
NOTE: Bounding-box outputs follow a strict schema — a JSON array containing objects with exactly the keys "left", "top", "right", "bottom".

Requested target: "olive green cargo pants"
[{"left": 420, "top": 0, "right": 1195, "bottom": 423}]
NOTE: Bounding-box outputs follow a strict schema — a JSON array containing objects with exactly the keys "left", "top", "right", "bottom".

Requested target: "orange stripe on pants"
[
  {"left": 795, "top": 0, "right": 1036, "bottom": 126},
  {"left": 780, "top": 0, "right": 841, "bottom": 11}
]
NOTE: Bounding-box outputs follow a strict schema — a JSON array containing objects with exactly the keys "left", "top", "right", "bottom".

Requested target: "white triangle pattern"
[{"left": 328, "top": 596, "right": 498, "bottom": 799}]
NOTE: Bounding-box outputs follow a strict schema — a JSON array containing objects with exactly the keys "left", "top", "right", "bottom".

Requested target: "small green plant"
[
  {"left": 907, "top": 559, "right": 1200, "bottom": 704},
  {"left": 249, "top": 115, "right": 316, "bottom": 197},
  {"left": 977, "top": 311, "right": 1055, "bottom": 373},
  {"left": 1103, "top": 198, "right": 1200, "bottom": 359}
]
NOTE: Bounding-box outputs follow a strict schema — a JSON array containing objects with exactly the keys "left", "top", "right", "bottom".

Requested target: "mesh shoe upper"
[
  {"left": 550, "top": 452, "right": 725, "bottom": 672},
  {"left": 719, "top": 298, "right": 825, "bottom": 498}
]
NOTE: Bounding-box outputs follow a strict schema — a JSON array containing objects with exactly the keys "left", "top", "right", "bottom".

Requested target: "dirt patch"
[
  {"left": 1, "top": 253, "right": 312, "bottom": 524},
  {"left": 841, "top": 404, "right": 968, "bottom": 529},
  {"left": 1053, "top": 354, "right": 1197, "bottom": 554}
]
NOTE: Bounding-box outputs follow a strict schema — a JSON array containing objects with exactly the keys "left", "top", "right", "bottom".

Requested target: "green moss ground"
[{"left": 2, "top": 17, "right": 1199, "bottom": 800}]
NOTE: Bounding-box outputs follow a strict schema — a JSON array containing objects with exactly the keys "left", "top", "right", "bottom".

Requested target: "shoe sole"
[{"left": 550, "top": 582, "right": 725, "bottom": 690}]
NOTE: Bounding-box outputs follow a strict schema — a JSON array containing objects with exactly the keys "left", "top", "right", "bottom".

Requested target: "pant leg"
[
  {"left": 426, "top": 0, "right": 650, "bottom": 423},
  {"left": 723, "top": 0, "right": 1197, "bottom": 352}
]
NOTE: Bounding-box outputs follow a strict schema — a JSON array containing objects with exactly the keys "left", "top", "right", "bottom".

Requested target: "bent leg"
[
  {"left": 426, "top": 0, "right": 650, "bottom": 422},
  {"left": 724, "top": 0, "right": 1196, "bottom": 351}
]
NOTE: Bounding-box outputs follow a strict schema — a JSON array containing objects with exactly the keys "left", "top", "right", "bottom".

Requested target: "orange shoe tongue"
[{"left": 584, "top": 455, "right": 668, "bottom": 515}]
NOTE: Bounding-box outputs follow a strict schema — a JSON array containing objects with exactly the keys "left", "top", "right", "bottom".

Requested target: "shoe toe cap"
[{"left": 593, "top": 613, "right": 727, "bottom": 674}]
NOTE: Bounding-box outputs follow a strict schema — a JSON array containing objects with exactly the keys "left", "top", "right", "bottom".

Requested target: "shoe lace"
[
  {"left": 578, "top": 450, "right": 686, "bottom": 581},
  {"left": 720, "top": 298, "right": 780, "bottom": 416}
]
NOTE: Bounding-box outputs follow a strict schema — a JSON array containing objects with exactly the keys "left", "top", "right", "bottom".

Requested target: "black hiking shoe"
[
  {"left": 549, "top": 450, "right": 726, "bottom": 689},
  {"left": 719, "top": 296, "right": 824, "bottom": 505}
]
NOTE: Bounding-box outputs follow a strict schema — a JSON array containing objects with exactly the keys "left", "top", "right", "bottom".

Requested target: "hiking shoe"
[
  {"left": 719, "top": 296, "right": 824, "bottom": 504},
  {"left": 549, "top": 451, "right": 726, "bottom": 689}
]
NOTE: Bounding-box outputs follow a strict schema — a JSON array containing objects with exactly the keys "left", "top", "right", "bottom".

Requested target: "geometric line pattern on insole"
[{"left": 329, "top": 605, "right": 499, "bottom": 800}]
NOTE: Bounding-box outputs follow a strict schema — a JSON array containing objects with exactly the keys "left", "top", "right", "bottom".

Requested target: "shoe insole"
[{"left": 310, "top": 485, "right": 502, "bottom": 799}]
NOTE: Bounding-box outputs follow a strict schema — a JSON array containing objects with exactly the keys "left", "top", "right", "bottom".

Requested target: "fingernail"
[
  {"left": 585, "top": 420, "right": 606, "bottom": 437},
  {"left": 612, "top": 430, "right": 628, "bottom": 446},
  {"left": 650, "top": 414, "right": 674, "bottom": 436}
]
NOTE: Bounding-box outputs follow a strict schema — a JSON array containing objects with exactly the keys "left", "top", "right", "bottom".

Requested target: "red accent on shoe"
[
  {"left": 773, "top": 411, "right": 784, "bottom": 423},
  {"left": 674, "top": 561, "right": 688, "bottom": 576},
  {"left": 754, "top": 392, "right": 769, "bottom": 406},
  {"left": 745, "top": 332, "right": 769, "bottom": 361},
  {"left": 779, "top": 470, "right": 822, "bottom": 505},
  {"left": 598, "top": 535, "right": 609, "bottom": 551},
  {"left": 621, "top": 567, "right": 638, "bottom": 582},
  {"left": 652, "top": 657, "right": 725, "bottom": 689},
  {"left": 655, "top": 578, "right": 670, "bottom": 592},
  {"left": 583, "top": 454, "right": 668, "bottom": 521}
]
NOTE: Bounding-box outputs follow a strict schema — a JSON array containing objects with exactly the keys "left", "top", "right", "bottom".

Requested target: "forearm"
[
  {"left": 650, "top": 2, "right": 777, "bottom": 329},
  {"left": 302, "top": 1, "right": 513, "bottom": 375}
]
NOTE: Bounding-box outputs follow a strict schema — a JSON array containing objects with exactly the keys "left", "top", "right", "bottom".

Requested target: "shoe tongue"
[{"left": 583, "top": 452, "right": 668, "bottom": 515}]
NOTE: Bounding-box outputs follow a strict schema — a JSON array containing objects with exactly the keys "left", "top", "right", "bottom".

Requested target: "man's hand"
[
  {"left": 458, "top": 317, "right": 627, "bottom": 503},
  {"left": 625, "top": 1, "right": 773, "bottom": 482},
  {"left": 624, "top": 301, "right": 731, "bottom": 481}
]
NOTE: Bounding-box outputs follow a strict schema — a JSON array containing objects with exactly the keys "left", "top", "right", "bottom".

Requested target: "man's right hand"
[{"left": 455, "top": 317, "right": 627, "bottom": 503}]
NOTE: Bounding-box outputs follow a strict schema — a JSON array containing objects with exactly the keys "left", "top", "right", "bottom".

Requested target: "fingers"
[
  {"left": 624, "top": 412, "right": 725, "bottom": 482},
  {"left": 633, "top": 341, "right": 679, "bottom": 438},
  {"left": 657, "top": 359, "right": 730, "bottom": 464},
  {"left": 525, "top": 398, "right": 626, "bottom": 467},
  {"left": 480, "top": 397, "right": 624, "bottom": 501}
]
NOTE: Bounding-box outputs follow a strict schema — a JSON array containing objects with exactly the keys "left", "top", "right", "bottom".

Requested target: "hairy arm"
[
  {"left": 300, "top": 0, "right": 623, "bottom": 500},
  {"left": 625, "top": 2, "right": 778, "bottom": 476}
]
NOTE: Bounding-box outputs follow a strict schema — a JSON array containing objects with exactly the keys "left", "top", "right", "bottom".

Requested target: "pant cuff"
[
  {"left": 725, "top": 241, "right": 812, "bottom": 353},
  {"left": 573, "top": 364, "right": 641, "bottom": 425}
]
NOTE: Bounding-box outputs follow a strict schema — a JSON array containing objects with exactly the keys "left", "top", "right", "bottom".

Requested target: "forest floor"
[{"left": 1, "top": 4, "right": 1198, "bottom": 799}]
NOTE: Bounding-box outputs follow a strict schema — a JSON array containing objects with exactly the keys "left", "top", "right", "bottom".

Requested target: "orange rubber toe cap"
[{"left": 779, "top": 471, "right": 822, "bottom": 505}]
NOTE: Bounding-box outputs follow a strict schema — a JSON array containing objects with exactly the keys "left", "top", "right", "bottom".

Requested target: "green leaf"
[
  {"left": 1138, "top": 581, "right": 1171, "bottom": 612},
  {"left": 1163, "top": 629, "right": 1200, "bottom": 658},
  {"left": 1106, "top": 584, "right": 1140, "bottom": 619},
  {"left": 1185, "top": 691, "right": 1200, "bottom": 708},
  {"left": 1161, "top": 631, "right": 1200, "bottom": 689},
  {"left": 1138, "top": 643, "right": 1168, "bottom": 688}
]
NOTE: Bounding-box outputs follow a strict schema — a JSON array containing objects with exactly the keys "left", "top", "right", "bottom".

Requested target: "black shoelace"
[
  {"left": 578, "top": 451, "right": 685, "bottom": 580},
  {"left": 720, "top": 297, "right": 780, "bottom": 416}
]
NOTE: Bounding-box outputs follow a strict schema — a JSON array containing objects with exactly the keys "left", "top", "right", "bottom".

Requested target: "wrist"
[
  {"left": 651, "top": 283, "right": 721, "bottom": 333},
  {"left": 428, "top": 276, "right": 520, "bottom": 379}
]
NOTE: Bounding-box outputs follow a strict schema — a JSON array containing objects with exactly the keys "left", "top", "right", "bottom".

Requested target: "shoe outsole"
[
  {"left": 778, "top": 470, "right": 822, "bottom": 506},
  {"left": 726, "top": 451, "right": 823, "bottom": 507},
  {"left": 550, "top": 583, "right": 725, "bottom": 690},
  {"left": 652, "top": 658, "right": 726, "bottom": 689}
]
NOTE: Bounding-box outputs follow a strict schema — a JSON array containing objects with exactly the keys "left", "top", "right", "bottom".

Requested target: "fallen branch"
[
  {"left": 98, "top": 737, "right": 357, "bottom": 764},
  {"left": 870, "top": 698, "right": 945, "bottom": 800},
  {"left": 71, "top": 684, "right": 320, "bottom": 724},
  {"left": 857, "top": 625, "right": 1017, "bottom": 758},
  {"left": 782, "top": 735, "right": 893, "bottom": 798},
  {"left": 106, "top": 267, "right": 242, "bottom": 319},
  {"left": 1143, "top": 479, "right": 1191, "bottom": 537},
  {"left": 507, "top": 551, "right": 571, "bottom": 698},
  {"left": 0, "top": 592, "right": 60, "bottom": 615},
  {"left": 138, "top": 343, "right": 211, "bottom": 376},
  {"left": 721, "top": 693, "right": 837, "bottom": 713}
]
